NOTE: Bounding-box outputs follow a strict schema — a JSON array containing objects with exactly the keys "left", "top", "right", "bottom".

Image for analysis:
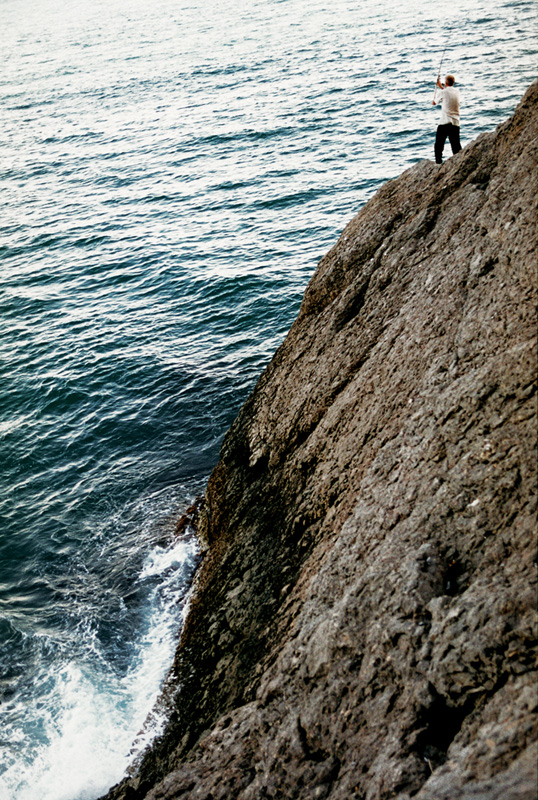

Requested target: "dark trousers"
[{"left": 435, "top": 123, "right": 462, "bottom": 164}]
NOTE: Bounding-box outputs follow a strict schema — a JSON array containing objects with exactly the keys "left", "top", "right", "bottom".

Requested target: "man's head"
[{"left": 445, "top": 75, "right": 455, "bottom": 86}]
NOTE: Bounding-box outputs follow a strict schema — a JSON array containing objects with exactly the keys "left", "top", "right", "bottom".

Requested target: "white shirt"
[{"left": 437, "top": 86, "right": 460, "bottom": 126}]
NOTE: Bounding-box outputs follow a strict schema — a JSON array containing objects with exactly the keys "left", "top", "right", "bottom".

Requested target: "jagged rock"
[{"left": 101, "top": 81, "right": 537, "bottom": 800}]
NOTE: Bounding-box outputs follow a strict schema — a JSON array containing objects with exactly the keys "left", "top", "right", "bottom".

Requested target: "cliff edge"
[{"left": 103, "top": 82, "right": 537, "bottom": 800}]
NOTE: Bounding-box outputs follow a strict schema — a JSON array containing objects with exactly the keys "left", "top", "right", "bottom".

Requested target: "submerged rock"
[{"left": 102, "top": 81, "right": 537, "bottom": 800}]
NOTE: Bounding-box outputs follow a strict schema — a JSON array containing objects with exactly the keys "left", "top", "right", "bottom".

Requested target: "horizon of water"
[{"left": 0, "top": 0, "right": 536, "bottom": 798}]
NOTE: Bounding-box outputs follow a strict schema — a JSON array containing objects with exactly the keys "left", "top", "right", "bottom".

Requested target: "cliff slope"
[{"left": 104, "top": 81, "right": 537, "bottom": 800}]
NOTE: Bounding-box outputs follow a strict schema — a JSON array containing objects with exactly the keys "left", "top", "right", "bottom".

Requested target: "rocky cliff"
[{"left": 103, "top": 82, "right": 537, "bottom": 800}]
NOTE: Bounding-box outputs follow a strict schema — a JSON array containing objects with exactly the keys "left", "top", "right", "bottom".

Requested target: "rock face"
[{"left": 102, "top": 82, "right": 537, "bottom": 800}]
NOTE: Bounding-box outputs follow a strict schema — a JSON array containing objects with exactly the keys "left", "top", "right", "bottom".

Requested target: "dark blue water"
[{"left": 0, "top": 0, "right": 536, "bottom": 797}]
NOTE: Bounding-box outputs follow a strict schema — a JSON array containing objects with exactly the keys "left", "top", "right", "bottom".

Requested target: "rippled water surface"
[{"left": 0, "top": 0, "right": 536, "bottom": 797}]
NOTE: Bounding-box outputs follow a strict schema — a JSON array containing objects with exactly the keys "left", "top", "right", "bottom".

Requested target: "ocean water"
[{"left": 0, "top": 0, "right": 535, "bottom": 797}]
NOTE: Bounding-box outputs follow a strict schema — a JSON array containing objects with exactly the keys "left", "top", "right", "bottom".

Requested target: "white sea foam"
[{"left": 0, "top": 534, "right": 199, "bottom": 800}]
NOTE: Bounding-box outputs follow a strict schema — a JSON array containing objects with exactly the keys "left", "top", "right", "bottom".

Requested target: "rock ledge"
[{"left": 103, "top": 81, "right": 538, "bottom": 800}]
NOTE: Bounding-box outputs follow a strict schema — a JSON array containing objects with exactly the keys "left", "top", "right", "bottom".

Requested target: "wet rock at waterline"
[{"left": 102, "top": 81, "right": 538, "bottom": 800}]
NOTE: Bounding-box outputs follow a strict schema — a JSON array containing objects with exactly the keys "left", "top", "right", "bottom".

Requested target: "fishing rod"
[{"left": 433, "top": 40, "right": 449, "bottom": 103}]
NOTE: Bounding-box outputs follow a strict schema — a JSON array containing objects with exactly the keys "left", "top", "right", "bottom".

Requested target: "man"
[{"left": 432, "top": 74, "right": 462, "bottom": 164}]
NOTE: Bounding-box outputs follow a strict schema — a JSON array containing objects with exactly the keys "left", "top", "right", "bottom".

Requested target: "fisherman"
[{"left": 432, "top": 74, "right": 462, "bottom": 164}]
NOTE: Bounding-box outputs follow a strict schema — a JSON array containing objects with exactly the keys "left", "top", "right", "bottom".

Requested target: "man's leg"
[
  {"left": 435, "top": 125, "right": 448, "bottom": 164},
  {"left": 448, "top": 124, "right": 462, "bottom": 155}
]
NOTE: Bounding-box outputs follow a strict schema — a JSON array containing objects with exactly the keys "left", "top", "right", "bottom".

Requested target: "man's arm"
[{"left": 432, "top": 77, "right": 444, "bottom": 105}]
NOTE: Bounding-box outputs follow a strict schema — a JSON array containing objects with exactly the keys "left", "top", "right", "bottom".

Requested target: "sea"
[{"left": 0, "top": 0, "right": 536, "bottom": 797}]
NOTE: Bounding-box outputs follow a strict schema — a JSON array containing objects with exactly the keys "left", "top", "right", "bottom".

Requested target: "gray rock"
[{"left": 101, "top": 81, "right": 537, "bottom": 800}]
